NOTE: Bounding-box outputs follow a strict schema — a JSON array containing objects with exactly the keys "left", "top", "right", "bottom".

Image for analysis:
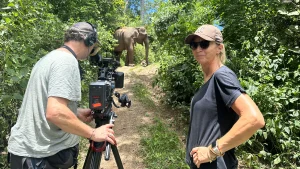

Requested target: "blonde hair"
[{"left": 219, "top": 43, "right": 226, "bottom": 64}]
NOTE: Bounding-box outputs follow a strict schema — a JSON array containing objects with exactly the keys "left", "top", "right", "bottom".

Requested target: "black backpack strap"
[{"left": 7, "top": 152, "right": 10, "bottom": 164}]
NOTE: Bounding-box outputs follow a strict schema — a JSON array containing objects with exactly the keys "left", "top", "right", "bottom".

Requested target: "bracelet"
[
  {"left": 209, "top": 155, "right": 217, "bottom": 163},
  {"left": 89, "top": 129, "right": 95, "bottom": 140},
  {"left": 208, "top": 145, "right": 217, "bottom": 163},
  {"left": 209, "top": 145, "right": 219, "bottom": 156}
]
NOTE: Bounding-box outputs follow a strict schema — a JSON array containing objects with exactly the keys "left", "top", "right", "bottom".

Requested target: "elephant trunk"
[{"left": 144, "top": 38, "right": 149, "bottom": 66}]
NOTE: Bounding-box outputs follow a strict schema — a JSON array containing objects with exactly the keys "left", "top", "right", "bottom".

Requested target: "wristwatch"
[{"left": 211, "top": 140, "right": 224, "bottom": 156}]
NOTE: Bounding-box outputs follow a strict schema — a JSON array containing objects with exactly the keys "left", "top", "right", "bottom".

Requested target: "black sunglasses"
[{"left": 189, "top": 40, "right": 210, "bottom": 50}]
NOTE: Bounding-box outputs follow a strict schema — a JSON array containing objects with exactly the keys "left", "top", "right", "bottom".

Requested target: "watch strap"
[{"left": 211, "top": 140, "right": 224, "bottom": 156}]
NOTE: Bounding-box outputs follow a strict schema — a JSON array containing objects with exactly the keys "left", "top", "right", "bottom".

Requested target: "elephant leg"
[
  {"left": 128, "top": 49, "right": 134, "bottom": 66},
  {"left": 126, "top": 43, "right": 135, "bottom": 66},
  {"left": 145, "top": 39, "right": 149, "bottom": 66},
  {"left": 125, "top": 51, "right": 129, "bottom": 66}
]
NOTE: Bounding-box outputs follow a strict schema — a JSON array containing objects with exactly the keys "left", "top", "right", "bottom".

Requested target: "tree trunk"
[
  {"left": 141, "top": 0, "right": 144, "bottom": 23},
  {"left": 124, "top": 0, "right": 129, "bottom": 14}
]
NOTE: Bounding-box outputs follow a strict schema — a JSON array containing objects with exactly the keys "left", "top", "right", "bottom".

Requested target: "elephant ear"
[{"left": 136, "top": 27, "right": 147, "bottom": 36}]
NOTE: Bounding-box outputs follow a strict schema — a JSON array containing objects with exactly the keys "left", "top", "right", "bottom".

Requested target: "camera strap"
[
  {"left": 61, "top": 45, "right": 84, "bottom": 80},
  {"left": 62, "top": 45, "right": 77, "bottom": 58}
]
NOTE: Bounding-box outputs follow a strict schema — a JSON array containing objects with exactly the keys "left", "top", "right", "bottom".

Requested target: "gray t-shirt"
[
  {"left": 8, "top": 50, "right": 81, "bottom": 158},
  {"left": 186, "top": 66, "right": 245, "bottom": 169}
]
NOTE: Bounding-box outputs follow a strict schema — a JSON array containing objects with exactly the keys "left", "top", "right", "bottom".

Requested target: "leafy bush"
[
  {"left": 152, "top": 1, "right": 213, "bottom": 105},
  {"left": 0, "top": 0, "right": 66, "bottom": 166},
  {"left": 215, "top": 1, "right": 300, "bottom": 167},
  {"left": 154, "top": 51, "right": 200, "bottom": 105},
  {"left": 134, "top": 43, "right": 155, "bottom": 66}
]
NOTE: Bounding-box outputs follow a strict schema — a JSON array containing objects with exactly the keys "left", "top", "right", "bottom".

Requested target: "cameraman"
[{"left": 7, "top": 22, "right": 116, "bottom": 169}]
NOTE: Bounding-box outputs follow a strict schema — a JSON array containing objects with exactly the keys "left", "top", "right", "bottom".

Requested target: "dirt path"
[{"left": 78, "top": 65, "right": 159, "bottom": 169}]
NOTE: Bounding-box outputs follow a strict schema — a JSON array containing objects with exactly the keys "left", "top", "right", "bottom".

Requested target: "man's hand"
[
  {"left": 92, "top": 124, "right": 117, "bottom": 145},
  {"left": 77, "top": 108, "right": 93, "bottom": 123},
  {"left": 190, "top": 146, "right": 217, "bottom": 168}
]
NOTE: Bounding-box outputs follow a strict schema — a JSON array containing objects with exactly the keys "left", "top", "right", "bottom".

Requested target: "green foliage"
[
  {"left": 47, "top": 0, "right": 126, "bottom": 31},
  {"left": 213, "top": 0, "right": 300, "bottom": 167},
  {"left": 134, "top": 44, "right": 155, "bottom": 65},
  {"left": 141, "top": 118, "right": 189, "bottom": 169},
  {"left": 152, "top": 1, "right": 213, "bottom": 105},
  {"left": 154, "top": 52, "right": 200, "bottom": 105},
  {"left": 0, "top": 0, "right": 131, "bottom": 167},
  {"left": 0, "top": 0, "right": 66, "bottom": 167}
]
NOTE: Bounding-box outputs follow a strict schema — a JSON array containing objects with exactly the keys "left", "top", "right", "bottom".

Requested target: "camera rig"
[
  {"left": 83, "top": 54, "right": 131, "bottom": 169},
  {"left": 89, "top": 57, "right": 127, "bottom": 110}
]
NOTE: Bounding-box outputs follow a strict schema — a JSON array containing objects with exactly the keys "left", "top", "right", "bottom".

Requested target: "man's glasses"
[{"left": 189, "top": 40, "right": 210, "bottom": 50}]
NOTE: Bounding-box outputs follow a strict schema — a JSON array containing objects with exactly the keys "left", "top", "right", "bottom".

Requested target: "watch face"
[
  {"left": 212, "top": 140, "right": 217, "bottom": 148},
  {"left": 212, "top": 140, "right": 221, "bottom": 155}
]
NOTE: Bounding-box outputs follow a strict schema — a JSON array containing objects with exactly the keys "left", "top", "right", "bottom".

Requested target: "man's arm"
[
  {"left": 46, "top": 96, "right": 116, "bottom": 144},
  {"left": 77, "top": 108, "right": 93, "bottom": 123},
  {"left": 46, "top": 96, "right": 94, "bottom": 139}
]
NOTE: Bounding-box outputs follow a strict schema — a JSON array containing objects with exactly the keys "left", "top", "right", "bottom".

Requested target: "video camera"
[
  {"left": 83, "top": 52, "right": 130, "bottom": 169},
  {"left": 89, "top": 53, "right": 131, "bottom": 111}
]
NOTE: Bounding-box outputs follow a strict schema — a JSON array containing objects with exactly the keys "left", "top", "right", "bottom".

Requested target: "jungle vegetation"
[{"left": 0, "top": 0, "right": 299, "bottom": 168}]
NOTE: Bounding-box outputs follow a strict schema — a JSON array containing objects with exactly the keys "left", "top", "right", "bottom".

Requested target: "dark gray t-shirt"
[{"left": 186, "top": 66, "right": 246, "bottom": 169}]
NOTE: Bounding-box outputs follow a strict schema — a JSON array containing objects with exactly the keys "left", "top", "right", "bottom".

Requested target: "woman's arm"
[{"left": 217, "top": 93, "right": 265, "bottom": 153}]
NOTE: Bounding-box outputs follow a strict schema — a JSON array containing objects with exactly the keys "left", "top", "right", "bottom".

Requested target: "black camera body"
[
  {"left": 84, "top": 53, "right": 130, "bottom": 168},
  {"left": 89, "top": 56, "right": 124, "bottom": 110}
]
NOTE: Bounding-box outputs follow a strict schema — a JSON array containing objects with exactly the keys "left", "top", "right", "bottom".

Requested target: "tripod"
[{"left": 83, "top": 92, "right": 130, "bottom": 169}]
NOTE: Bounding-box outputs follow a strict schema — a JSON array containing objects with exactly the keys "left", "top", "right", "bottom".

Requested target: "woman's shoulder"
[
  {"left": 214, "top": 65, "right": 237, "bottom": 81},
  {"left": 214, "top": 66, "right": 237, "bottom": 79}
]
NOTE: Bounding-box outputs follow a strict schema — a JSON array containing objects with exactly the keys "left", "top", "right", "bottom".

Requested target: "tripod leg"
[
  {"left": 111, "top": 145, "right": 124, "bottom": 169},
  {"left": 83, "top": 148, "right": 103, "bottom": 169}
]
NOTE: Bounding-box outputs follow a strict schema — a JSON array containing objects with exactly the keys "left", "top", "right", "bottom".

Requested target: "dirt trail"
[{"left": 78, "top": 65, "right": 159, "bottom": 169}]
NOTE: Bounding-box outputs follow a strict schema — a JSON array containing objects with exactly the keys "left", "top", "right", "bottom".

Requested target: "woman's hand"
[
  {"left": 77, "top": 108, "right": 93, "bottom": 123},
  {"left": 190, "top": 146, "right": 216, "bottom": 168}
]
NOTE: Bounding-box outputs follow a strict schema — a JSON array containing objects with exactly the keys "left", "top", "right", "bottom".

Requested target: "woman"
[{"left": 184, "top": 24, "right": 265, "bottom": 169}]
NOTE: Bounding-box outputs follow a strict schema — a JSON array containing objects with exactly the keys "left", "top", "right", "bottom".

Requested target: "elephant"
[{"left": 113, "top": 27, "right": 149, "bottom": 66}]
